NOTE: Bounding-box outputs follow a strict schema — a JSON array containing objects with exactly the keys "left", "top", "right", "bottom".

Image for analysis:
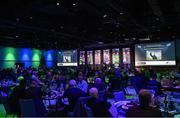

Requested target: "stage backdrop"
[{"left": 0, "top": 46, "right": 56, "bottom": 68}]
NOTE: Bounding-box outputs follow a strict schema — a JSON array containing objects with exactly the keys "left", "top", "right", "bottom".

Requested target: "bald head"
[
  {"left": 89, "top": 87, "right": 98, "bottom": 98},
  {"left": 94, "top": 78, "right": 102, "bottom": 84},
  {"left": 69, "top": 80, "right": 77, "bottom": 88}
]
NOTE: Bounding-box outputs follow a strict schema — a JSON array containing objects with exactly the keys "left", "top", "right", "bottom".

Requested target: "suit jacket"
[
  {"left": 87, "top": 97, "right": 112, "bottom": 117},
  {"left": 26, "top": 86, "right": 47, "bottom": 116}
]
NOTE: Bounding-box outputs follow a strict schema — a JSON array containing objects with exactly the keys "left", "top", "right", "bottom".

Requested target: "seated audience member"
[
  {"left": 57, "top": 72, "right": 66, "bottom": 90},
  {"left": 31, "top": 74, "right": 44, "bottom": 86},
  {"left": 9, "top": 79, "right": 26, "bottom": 116},
  {"left": 26, "top": 79, "right": 47, "bottom": 116},
  {"left": 131, "top": 71, "right": 146, "bottom": 93},
  {"left": 63, "top": 80, "right": 86, "bottom": 112},
  {"left": 148, "top": 74, "right": 163, "bottom": 95},
  {"left": 77, "top": 75, "right": 88, "bottom": 93},
  {"left": 126, "top": 89, "right": 162, "bottom": 117},
  {"left": 92, "top": 78, "right": 105, "bottom": 92},
  {"left": 87, "top": 87, "right": 112, "bottom": 117}
]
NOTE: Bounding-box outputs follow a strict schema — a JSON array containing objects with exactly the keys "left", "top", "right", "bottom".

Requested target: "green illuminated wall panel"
[{"left": 0, "top": 46, "right": 55, "bottom": 69}]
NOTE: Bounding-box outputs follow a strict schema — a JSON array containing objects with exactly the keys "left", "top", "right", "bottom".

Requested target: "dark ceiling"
[{"left": 0, "top": 0, "right": 179, "bottom": 49}]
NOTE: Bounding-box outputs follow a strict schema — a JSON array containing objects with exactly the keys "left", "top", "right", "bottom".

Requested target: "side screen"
[{"left": 135, "top": 42, "right": 176, "bottom": 66}]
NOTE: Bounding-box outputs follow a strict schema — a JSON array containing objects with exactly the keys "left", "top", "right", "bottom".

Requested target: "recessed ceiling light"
[
  {"left": 16, "top": 18, "right": 20, "bottom": 22},
  {"left": 60, "top": 26, "right": 64, "bottom": 29},
  {"left": 132, "top": 37, "right": 136, "bottom": 40},
  {"left": 57, "top": 2, "right": 60, "bottom": 5},
  {"left": 168, "top": 26, "right": 171, "bottom": 29},
  {"left": 139, "top": 38, "right": 150, "bottom": 41},
  {"left": 73, "top": 3, "right": 76, "bottom": 6},
  {"left": 120, "top": 12, "right": 124, "bottom": 15},
  {"left": 156, "top": 18, "right": 159, "bottom": 21},
  {"left": 98, "top": 42, "right": 104, "bottom": 44},
  {"left": 172, "top": 35, "right": 175, "bottom": 38},
  {"left": 103, "top": 14, "right": 107, "bottom": 18}
]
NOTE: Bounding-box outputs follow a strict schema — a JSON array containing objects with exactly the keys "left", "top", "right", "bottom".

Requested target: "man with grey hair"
[{"left": 63, "top": 79, "right": 86, "bottom": 112}]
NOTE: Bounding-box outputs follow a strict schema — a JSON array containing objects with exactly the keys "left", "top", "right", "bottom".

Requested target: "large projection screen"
[
  {"left": 57, "top": 50, "right": 78, "bottom": 66},
  {"left": 135, "top": 41, "right": 176, "bottom": 66}
]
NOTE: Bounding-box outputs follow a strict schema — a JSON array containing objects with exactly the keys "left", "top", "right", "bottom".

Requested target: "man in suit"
[
  {"left": 63, "top": 80, "right": 86, "bottom": 112},
  {"left": 9, "top": 79, "right": 26, "bottom": 116},
  {"left": 26, "top": 79, "right": 47, "bottom": 116},
  {"left": 150, "top": 52, "right": 157, "bottom": 60},
  {"left": 87, "top": 87, "right": 112, "bottom": 117},
  {"left": 148, "top": 73, "right": 163, "bottom": 95}
]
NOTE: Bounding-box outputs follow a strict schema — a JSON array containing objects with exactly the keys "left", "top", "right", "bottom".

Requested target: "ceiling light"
[
  {"left": 57, "top": 2, "right": 60, "bottom": 5},
  {"left": 103, "top": 14, "right": 107, "bottom": 18},
  {"left": 132, "top": 37, "right": 136, "bottom": 40},
  {"left": 139, "top": 38, "right": 150, "bottom": 41},
  {"left": 172, "top": 35, "right": 175, "bottom": 38},
  {"left": 60, "top": 26, "right": 64, "bottom": 29},
  {"left": 16, "top": 18, "right": 19, "bottom": 21},
  {"left": 156, "top": 18, "right": 159, "bottom": 21},
  {"left": 98, "top": 42, "right": 104, "bottom": 44},
  {"left": 73, "top": 3, "right": 76, "bottom": 6},
  {"left": 120, "top": 12, "right": 124, "bottom": 15}
]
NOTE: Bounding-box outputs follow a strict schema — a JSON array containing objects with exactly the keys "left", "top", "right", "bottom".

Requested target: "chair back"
[
  {"left": 113, "top": 91, "right": 126, "bottom": 102},
  {"left": 0, "top": 96, "right": 12, "bottom": 115},
  {"left": 19, "top": 99, "right": 37, "bottom": 117},
  {"left": 147, "top": 85, "right": 159, "bottom": 96},
  {"left": 99, "top": 90, "right": 105, "bottom": 100},
  {"left": 73, "top": 96, "right": 92, "bottom": 117},
  {"left": 84, "top": 104, "right": 94, "bottom": 117},
  {"left": 111, "top": 79, "right": 121, "bottom": 91}
]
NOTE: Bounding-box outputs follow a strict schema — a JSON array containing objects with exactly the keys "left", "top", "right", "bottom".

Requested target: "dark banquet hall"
[{"left": 0, "top": 0, "right": 180, "bottom": 117}]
